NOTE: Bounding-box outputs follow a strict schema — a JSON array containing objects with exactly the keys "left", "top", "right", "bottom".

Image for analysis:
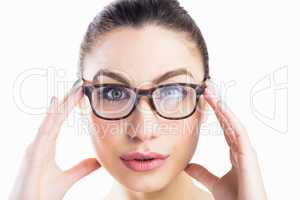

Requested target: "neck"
[{"left": 106, "top": 171, "right": 203, "bottom": 200}]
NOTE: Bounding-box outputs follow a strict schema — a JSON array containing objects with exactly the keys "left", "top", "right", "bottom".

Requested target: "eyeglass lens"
[{"left": 90, "top": 84, "right": 198, "bottom": 119}]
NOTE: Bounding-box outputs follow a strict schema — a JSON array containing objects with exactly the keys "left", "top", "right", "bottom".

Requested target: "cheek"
[
  {"left": 88, "top": 115, "right": 123, "bottom": 165},
  {"left": 171, "top": 117, "right": 201, "bottom": 167},
  {"left": 86, "top": 110, "right": 203, "bottom": 191}
]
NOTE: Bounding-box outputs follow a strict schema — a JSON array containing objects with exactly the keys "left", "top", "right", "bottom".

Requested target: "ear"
[
  {"left": 201, "top": 96, "right": 208, "bottom": 112},
  {"left": 78, "top": 96, "right": 89, "bottom": 116},
  {"left": 197, "top": 94, "right": 208, "bottom": 112},
  {"left": 196, "top": 79, "right": 209, "bottom": 123}
]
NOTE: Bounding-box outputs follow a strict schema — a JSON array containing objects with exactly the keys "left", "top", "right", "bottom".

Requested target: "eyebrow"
[{"left": 91, "top": 68, "right": 195, "bottom": 86}]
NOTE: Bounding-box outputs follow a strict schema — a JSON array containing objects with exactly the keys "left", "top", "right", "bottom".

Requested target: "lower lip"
[{"left": 121, "top": 157, "right": 168, "bottom": 172}]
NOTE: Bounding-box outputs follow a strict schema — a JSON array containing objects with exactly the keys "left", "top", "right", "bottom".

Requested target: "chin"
[
  {"left": 103, "top": 158, "right": 175, "bottom": 193},
  {"left": 118, "top": 173, "right": 171, "bottom": 193}
]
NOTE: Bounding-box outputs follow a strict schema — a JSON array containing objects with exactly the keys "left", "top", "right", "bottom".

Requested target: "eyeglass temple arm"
[{"left": 72, "top": 77, "right": 94, "bottom": 88}]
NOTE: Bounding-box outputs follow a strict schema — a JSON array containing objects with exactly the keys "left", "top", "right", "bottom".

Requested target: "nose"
[{"left": 126, "top": 96, "right": 160, "bottom": 142}]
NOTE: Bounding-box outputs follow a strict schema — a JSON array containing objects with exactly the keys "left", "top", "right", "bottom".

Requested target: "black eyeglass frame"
[{"left": 81, "top": 78, "right": 207, "bottom": 120}]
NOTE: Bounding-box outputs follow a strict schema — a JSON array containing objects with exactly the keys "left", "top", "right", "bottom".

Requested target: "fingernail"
[
  {"left": 71, "top": 79, "right": 82, "bottom": 92},
  {"left": 50, "top": 96, "right": 56, "bottom": 106},
  {"left": 206, "top": 80, "right": 220, "bottom": 98},
  {"left": 72, "top": 78, "right": 80, "bottom": 88}
]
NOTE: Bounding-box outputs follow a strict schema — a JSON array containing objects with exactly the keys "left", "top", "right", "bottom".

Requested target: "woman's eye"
[
  {"left": 159, "top": 86, "right": 187, "bottom": 99},
  {"left": 98, "top": 86, "right": 130, "bottom": 101}
]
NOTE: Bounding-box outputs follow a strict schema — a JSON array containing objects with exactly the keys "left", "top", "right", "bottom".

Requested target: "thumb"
[
  {"left": 184, "top": 163, "right": 219, "bottom": 192},
  {"left": 64, "top": 158, "right": 101, "bottom": 187}
]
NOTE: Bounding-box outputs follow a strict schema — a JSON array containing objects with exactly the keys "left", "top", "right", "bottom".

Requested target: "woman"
[{"left": 10, "top": 0, "right": 267, "bottom": 199}]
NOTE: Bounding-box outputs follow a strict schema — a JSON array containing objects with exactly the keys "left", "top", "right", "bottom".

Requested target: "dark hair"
[{"left": 78, "top": 0, "right": 210, "bottom": 81}]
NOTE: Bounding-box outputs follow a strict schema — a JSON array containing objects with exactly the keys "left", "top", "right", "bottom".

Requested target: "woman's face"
[{"left": 81, "top": 25, "right": 208, "bottom": 192}]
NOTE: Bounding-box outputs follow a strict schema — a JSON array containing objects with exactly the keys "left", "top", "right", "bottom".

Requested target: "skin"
[{"left": 10, "top": 25, "right": 267, "bottom": 200}]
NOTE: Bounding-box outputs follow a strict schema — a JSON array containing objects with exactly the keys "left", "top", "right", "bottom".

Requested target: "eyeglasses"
[{"left": 81, "top": 78, "right": 207, "bottom": 120}]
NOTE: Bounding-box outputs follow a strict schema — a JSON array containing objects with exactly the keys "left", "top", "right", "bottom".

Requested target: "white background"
[{"left": 0, "top": 0, "right": 298, "bottom": 199}]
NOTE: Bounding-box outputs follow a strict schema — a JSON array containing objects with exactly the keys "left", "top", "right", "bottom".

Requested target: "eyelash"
[
  {"left": 96, "top": 85, "right": 188, "bottom": 102},
  {"left": 98, "top": 86, "right": 131, "bottom": 101},
  {"left": 158, "top": 86, "right": 187, "bottom": 98}
]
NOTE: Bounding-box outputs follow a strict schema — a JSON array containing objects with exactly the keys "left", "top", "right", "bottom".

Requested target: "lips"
[
  {"left": 120, "top": 152, "right": 169, "bottom": 161},
  {"left": 120, "top": 152, "right": 169, "bottom": 172}
]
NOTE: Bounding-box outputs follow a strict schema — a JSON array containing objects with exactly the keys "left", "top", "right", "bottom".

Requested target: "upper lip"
[{"left": 120, "top": 152, "right": 170, "bottom": 161}]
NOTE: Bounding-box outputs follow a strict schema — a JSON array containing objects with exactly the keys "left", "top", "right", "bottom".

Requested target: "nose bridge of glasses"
[
  {"left": 136, "top": 88, "right": 153, "bottom": 97},
  {"left": 133, "top": 88, "right": 156, "bottom": 113}
]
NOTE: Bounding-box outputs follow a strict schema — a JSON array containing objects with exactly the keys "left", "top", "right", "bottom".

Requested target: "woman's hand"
[
  {"left": 184, "top": 82, "right": 268, "bottom": 200},
  {"left": 9, "top": 85, "right": 101, "bottom": 200}
]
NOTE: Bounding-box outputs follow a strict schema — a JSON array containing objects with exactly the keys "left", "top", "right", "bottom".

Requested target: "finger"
[
  {"left": 36, "top": 85, "right": 83, "bottom": 143},
  {"left": 64, "top": 158, "right": 101, "bottom": 187},
  {"left": 51, "top": 85, "right": 83, "bottom": 135},
  {"left": 203, "top": 88, "right": 236, "bottom": 148},
  {"left": 203, "top": 87, "right": 253, "bottom": 155},
  {"left": 219, "top": 104, "right": 268, "bottom": 199},
  {"left": 216, "top": 98, "right": 252, "bottom": 153},
  {"left": 184, "top": 163, "right": 219, "bottom": 192},
  {"left": 203, "top": 92, "right": 240, "bottom": 168},
  {"left": 214, "top": 107, "right": 235, "bottom": 147}
]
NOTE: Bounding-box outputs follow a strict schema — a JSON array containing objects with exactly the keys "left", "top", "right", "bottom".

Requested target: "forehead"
[{"left": 83, "top": 25, "right": 204, "bottom": 85}]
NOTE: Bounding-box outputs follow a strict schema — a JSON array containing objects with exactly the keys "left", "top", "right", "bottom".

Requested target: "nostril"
[{"left": 126, "top": 130, "right": 158, "bottom": 142}]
